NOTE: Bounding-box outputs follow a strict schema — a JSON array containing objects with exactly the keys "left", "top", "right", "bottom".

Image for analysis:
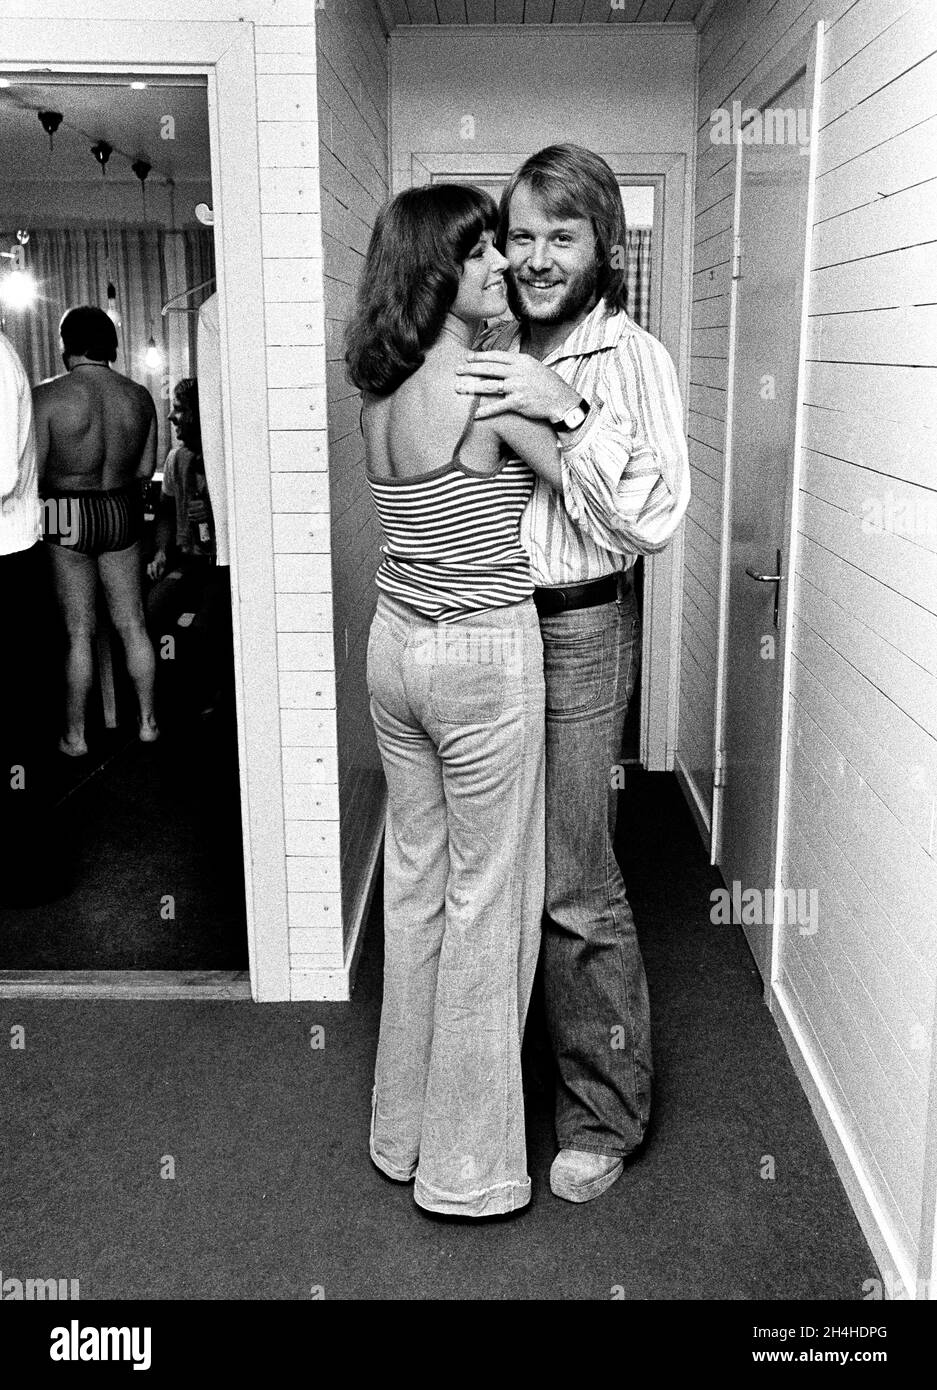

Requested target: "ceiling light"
[
  {"left": 130, "top": 81, "right": 147, "bottom": 90},
  {"left": 106, "top": 281, "right": 121, "bottom": 328},
  {"left": 0, "top": 78, "right": 11, "bottom": 89},
  {"left": 0, "top": 269, "right": 39, "bottom": 311},
  {"left": 144, "top": 336, "right": 163, "bottom": 372}
]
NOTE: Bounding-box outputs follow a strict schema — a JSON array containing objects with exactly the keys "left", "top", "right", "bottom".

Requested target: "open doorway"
[{"left": 0, "top": 72, "right": 247, "bottom": 972}]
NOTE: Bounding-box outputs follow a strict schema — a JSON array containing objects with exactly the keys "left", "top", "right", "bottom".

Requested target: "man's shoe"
[{"left": 549, "top": 1149, "right": 624, "bottom": 1203}]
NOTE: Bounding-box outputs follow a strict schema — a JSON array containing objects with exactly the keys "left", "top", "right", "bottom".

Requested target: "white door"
[{"left": 716, "top": 28, "right": 824, "bottom": 983}]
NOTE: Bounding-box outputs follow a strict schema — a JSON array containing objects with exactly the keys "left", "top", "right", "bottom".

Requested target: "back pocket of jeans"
[
  {"left": 544, "top": 625, "right": 613, "bottom": 717},
  {"left": 430, "top": 656, "right": 505, "bottom": 725}
]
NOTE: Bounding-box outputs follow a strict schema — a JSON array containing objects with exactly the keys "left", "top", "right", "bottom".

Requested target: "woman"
[{"left": 346, "top": 184, "right": 563, "bottom": 1217}]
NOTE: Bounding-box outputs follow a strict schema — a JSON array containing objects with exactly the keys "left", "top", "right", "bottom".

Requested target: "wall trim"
[
  {"left": 0, "top": 972, "right": 251, "bottom": 1000},
  {"left": 674, "top": 753, "right": 711, "bottom": 848},
  {"left": 344, "top": 792, "right": 386, "bottom": 993},
  {"left": 772, "top": 979, "right": 915, "bottom": 1300},
  {"left": 391, "top": 23, "right": 700, "bottom": 37}
]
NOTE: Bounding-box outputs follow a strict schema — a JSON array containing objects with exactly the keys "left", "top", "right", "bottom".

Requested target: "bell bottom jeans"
[
  {"left": 366, "top": 592, "right": 546, "bottom": 1217},
  {"left": 539, "top": 572, "right": 653, "bottom": 1158}
]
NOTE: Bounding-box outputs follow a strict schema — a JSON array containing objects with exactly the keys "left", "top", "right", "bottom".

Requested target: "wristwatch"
[{"left": 554, "top": 398, "right": 590, "bottom": 432}]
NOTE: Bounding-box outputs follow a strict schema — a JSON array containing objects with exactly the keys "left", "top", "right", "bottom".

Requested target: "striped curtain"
[{"left": 625, "top": 228, "right": 653, "bottom": 331}]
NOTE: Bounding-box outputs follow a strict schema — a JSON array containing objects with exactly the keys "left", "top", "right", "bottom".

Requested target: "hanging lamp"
[
  {"left": 91, "top": 140, "right": 120, "bottom": 328},
  {"left": 38, "top": 110, "right": 63, "bottom": 153}
]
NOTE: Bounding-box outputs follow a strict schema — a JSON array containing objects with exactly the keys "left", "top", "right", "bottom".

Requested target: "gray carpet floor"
[{"left": 0, "top": 772, "right": 875, "bottom": 1299}]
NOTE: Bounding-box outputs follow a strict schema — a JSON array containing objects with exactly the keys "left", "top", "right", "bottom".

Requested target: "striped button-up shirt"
[{"left": 479, "top": 298, "right": 690, "bottom": 587}]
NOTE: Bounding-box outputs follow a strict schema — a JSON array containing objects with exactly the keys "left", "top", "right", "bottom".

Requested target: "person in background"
[
  {"left": 33, "top": 306, "right": 159, "bottom": 755},
  {"left": 0, "top": 330, "right": 58, "bottom": 904},
  {"left": 147, "top": 377, "right": 228, "bottom": 717}
]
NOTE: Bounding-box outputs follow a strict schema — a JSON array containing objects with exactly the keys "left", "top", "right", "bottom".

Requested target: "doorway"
[
  {"left": 713, "top": 26, "right": 824, "bottom": 984},
  {"left": 0, "top": 72, "right": 247, "bottom": 976}
]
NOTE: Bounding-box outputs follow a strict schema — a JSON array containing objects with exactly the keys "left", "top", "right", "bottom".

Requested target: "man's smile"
[{"left": 518, "top": 277, "right": 564, "bottom": 296}]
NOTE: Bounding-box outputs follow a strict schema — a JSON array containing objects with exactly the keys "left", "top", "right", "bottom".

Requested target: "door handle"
[{"left": 744, "top": 549, "right": 783, "bottom": 628}]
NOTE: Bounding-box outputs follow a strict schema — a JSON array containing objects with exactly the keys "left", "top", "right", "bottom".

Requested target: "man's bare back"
[{"left": 33, "top": 363, "right": 156, "bottom": 492}]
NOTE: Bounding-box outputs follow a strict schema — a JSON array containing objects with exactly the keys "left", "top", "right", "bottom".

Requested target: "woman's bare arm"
[{"left": 492, "top": 411, "right": 563, "bottom": 490}]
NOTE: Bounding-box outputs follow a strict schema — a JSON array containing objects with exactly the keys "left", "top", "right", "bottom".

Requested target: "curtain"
[
  {"left": 183, "top": 229, "right": 217, "bottom": 389},
  {"left": 625, "top": 228, "right": 652, "bottom": 331},
  {"left": 0, "top": 226, "right": 215, "bottom": 466}
]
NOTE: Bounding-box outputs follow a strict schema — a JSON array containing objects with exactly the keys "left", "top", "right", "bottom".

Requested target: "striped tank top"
[{"left": 365, "top": 398, "right": 535, "bottom": 623}]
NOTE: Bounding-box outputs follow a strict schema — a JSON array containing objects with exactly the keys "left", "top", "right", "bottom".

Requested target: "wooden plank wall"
[
  {"left": 250, "top": 1, "right": 389, "bottom": 1000},
  {"left": 691, "top": 0, "right": 937, "bottom": 1283},
  {"left": 254, "top": 18, "right": 343, "bottom": 998},
  {"left": 313, "top": 0, "right": 390, "bottom": 990}
]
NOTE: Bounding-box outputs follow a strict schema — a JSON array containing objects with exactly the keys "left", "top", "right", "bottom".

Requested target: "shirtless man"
[{"left": 33, "top": 305, "right": 159, "bottom": 755}]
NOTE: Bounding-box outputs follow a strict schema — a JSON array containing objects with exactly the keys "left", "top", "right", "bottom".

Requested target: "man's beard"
[{"left": 506, "top": 261, "right": 601, "bottom": 327}]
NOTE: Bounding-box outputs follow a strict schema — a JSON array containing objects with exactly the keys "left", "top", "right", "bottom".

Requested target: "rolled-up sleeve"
[{"left": 559, "top": 332, "right": 690, "bottom": 556}]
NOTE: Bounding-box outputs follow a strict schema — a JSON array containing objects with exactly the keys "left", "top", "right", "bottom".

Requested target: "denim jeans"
[
  {"left": 366, "top": 592, "right": 545, "bottom": 1216},
  {"left": 539, "top": 572, "right": 652, "bottom": 1157}
]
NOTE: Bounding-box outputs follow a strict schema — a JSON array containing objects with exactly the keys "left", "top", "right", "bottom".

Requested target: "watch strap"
[{"left": 555, "top": 398, "right": 590, "bottom": 432}]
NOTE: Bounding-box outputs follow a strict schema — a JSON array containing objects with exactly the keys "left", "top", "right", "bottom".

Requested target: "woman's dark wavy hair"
[
  {"left": 496, "top": 144, "right": 629, "bottom": 314},
  {"left": 345, "top": 183, "right": 498, "bottom": 396}
]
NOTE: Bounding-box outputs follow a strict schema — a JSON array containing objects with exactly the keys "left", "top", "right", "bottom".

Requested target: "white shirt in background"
[
  {"left": 196, "top": 292, "right": 229, "bottom": 567},
  {"left": 0, "top": 331, "right": 41, "bottom": 557}
]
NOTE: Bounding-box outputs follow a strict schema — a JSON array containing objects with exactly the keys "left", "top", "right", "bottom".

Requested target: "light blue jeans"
[{"left": 366, "top": 592, "right": 546, "bottom": 1216}]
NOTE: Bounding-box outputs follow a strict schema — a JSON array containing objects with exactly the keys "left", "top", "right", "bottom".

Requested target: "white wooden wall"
[
  {"left": 688, "top": 0, "right": 937, "bottom": 1294},
  {"left": 314, "top": 0, "right": 389, "bottom": 988},
  {"left": 245, "top": 16, "right": 341, "bottom": 1001}
]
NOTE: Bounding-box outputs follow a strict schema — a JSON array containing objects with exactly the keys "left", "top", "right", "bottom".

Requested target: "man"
[
  {"left": 456, "top": 145, "right": 690, "bottom": 1203},
  {"left": 0, "top": 329, "right": 58, "bottom": 904},
  {"left": 33, "top": 306, "right": 159, "bottom": 755}
]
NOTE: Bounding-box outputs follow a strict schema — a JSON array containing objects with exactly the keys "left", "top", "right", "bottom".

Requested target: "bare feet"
[
  {"left": 58, "top": 734, "right": 88, "bottom": 757},
  {"left": 138, "top": 718, "right": 160, "bottom": 744}
]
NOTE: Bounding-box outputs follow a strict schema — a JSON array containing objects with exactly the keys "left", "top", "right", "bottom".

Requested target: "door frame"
[
  {"left": 400, "top": 149, "right": 689, "bottom": 770},
  {"left": 0, "top": 18, "right": 290, "bottom": 1002},
  {"left": 710, "top": 25, "right": 824, "bottom": 985}
]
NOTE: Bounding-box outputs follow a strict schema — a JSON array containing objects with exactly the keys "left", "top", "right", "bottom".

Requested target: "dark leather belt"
[{"left": 533, "top": 572, "right": 623, "bottom": 617}]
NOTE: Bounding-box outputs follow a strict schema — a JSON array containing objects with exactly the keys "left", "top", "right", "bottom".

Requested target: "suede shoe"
[{"left": 549, "top": 1149, "right": 624, "bottom": 1203}]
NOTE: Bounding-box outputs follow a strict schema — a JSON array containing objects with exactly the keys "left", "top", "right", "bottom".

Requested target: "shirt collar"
[{"left": 490, "top": 297, "right": 632, "bottom": 363}]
